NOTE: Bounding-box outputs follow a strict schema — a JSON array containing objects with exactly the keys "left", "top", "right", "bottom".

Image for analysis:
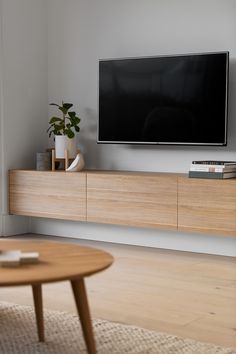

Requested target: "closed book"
[
  {"left": 20, "top": 252, "right": 39, "bottom": 264},
  {"left": 189, "top": 171, "right": 236, "bottom": 179},
  {"left": 0, "top": 250, "right": 21, "bottom": 267},
  {"left": 192, "top": 160, "right": 236, "bottom": 166},
  {"left": 0, "top": 250, "right": 39, "bottom": 266},
  {"left": 190, "top": 165, "right": 236, "bottom": 173}
]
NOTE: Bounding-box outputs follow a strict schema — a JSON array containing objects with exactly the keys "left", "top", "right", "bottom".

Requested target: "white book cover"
[
  {"left": 190, "top": 164, "right": 236, "bottom": 173},
  {"left": 0, "top": 250, "right": 39, "bottom": 266},
  {"left": 20, "top": 252, "right": 39, "bottom": 264},
  {"left": 0, "top": 250, "right": 21, "bottom": 267}
]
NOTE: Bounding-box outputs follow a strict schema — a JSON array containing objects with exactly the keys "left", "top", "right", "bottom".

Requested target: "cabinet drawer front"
[
  {"left": 87, "top": 173, "right": 177, "bottom": 229},
  {"left": 9, "top": 171, "right": 86, "bottom": 221},
  {"left": 178, "top": 178, "right": 236, "bottom": 235}
]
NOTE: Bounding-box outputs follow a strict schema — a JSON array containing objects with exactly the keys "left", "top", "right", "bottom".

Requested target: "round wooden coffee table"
[{"left": 0, "top": 239, "right": 113, "bottom": 354}]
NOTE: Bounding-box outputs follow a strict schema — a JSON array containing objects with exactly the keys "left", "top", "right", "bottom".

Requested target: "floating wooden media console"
[{"left": 9, "top": 170, "right": 236, "bottom": 237}]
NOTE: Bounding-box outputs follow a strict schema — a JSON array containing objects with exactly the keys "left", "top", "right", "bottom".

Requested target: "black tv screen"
[{"left": 98, "top": 51, "right": 229, "bottom": 145}]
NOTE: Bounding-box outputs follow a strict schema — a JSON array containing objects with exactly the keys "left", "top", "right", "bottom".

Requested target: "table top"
[{"left": 0, "top": 239, "right": 113, "bottom": 286}]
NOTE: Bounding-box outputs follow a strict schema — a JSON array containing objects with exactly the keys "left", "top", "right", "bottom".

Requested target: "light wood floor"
[{"left": 1, "top": 234, "right": 236, "bottom": 348}]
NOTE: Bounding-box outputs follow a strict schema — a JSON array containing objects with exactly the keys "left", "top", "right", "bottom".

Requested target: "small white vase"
[
  {"left": 66, "top": 152, "right": 85, "bottom": 172},
  {"left": 55, "top": 135, "right": 77, "bottom": 159}
]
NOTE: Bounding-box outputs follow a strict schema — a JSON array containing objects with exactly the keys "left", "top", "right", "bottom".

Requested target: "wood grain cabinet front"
[
  {"left": 9, "top": 170, "right": 86, "bottom": 221},
  {"left": 9, "top": 170, "right": 236, "bottom": 237},
  {"left": 178, "top": 177, "right": 236, "bottom": 236},
  {"left": 87, "top": 171, "right": 178, "bottom": 230}
]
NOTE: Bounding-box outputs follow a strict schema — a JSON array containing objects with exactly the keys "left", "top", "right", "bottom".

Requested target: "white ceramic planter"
[{"left": 55, "top": 135, "right": 77, "bottom": 159}]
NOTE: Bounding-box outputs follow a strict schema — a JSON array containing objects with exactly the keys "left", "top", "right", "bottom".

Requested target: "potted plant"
[{"left": 47, "top": 101, "right": 81, "bottom": 158}]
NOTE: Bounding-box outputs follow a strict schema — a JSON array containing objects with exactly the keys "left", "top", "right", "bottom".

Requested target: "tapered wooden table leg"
[
  {"left": 32, "top": 284, "right": 44, "bottom": 342},
  {"left": 71, "top": 278, "right": 96, "bottom": 354}
]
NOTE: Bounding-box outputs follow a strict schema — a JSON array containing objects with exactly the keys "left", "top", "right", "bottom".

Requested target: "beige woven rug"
[{"left": 0, "top": 302, "right": 235, "bottom": 354}]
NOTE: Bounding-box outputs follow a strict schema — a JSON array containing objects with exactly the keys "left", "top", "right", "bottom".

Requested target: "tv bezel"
[{"left": 97, "top": 51, "right": 229, "bottom": 146}]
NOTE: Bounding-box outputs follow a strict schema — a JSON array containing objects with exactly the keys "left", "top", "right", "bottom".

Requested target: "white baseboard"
[
  {"left": 1, "top": 215, "right": 30, "bottom": 236},
  {"left": 30, "top": 218, "right": 236, "bottom": 257}
]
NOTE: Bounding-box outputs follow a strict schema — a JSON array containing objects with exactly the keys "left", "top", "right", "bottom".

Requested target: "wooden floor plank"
[{"left": 0, "top": 234, "right": 235, "bottom": 348}]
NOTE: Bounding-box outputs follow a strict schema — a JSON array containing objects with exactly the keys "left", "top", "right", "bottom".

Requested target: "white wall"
[
  {"left": 0, "top": 0, "right": 48, "bottom": 235},
  {"left": 0, "top": 0, "right": 3, "bottom": 235},
  {"left": 30, "top": 0, "right": 236, "bottom": 256},
  {"left": 31, "top": 218, "right": 236, "bottom": 257},
  {"left": 1, "top": 0, "right": 234, "bottom": 255},
  {"left": 47, "top": 0, "right": 236, "bottom": 171}
]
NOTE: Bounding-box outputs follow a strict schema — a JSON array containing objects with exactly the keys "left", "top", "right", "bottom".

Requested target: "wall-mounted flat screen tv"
[{"left": 98, "top": 51, "right": 229, "bottom": 145}]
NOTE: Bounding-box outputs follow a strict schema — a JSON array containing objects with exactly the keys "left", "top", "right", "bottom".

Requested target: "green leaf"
[
  {"left": 74, "top": 116, "right": 80, "bottom": 124},
  {"left": 65, "top": 128, "right": 75, "bottom": 138},
  {"left": 63, "top": 103, "right": 73, "bottom": 110},
  {"left": 59, "top": 106, "right": 68, "bottom": 115},
  {"left": 49, "top": 116, "right": 62, "bottom": 124},
  {"left": 55, "top": 123, "right": 64, "bottom": 131},
  {"left": 59, "top": 103, "right": 73, "bottom": 115},
  {"left": 48, "top": 101, "right": 81, "bottom": 138},
  {"left": 68, "top": 111, "right": 76, "bottom": 118},
  {"left": 49, "top": 103, "right": 60, "bottom": 107},
  {"left": 69, "top": 118, "right": 76, "bottom": 126}
]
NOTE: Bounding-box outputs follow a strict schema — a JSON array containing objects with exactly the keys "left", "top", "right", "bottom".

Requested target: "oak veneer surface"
[
  {"left": 2, "top": 236, "right": 235, "bottom": 348},
  {"left": 87, "top": 171, "right": 178, "bottom": 229},
  {"left": 9, "top": 169, "right": 236, "bottom": 237},
  {"left": 0, "top": 239, "right": 113, "bottom": 286},
  {"left": 178, "top": 177, "right": 236, "bottom": 236},
  {"left": 9, "top": 170, "right": 86, "bottom": 221}
]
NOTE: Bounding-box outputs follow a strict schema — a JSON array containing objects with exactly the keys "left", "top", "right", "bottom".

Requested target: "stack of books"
[
  {"left": 0, "top": 250, "right": 39, "bottom": 267},
  {"left": 189, "top": 160, "right": 236, "bottom": 179}
]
